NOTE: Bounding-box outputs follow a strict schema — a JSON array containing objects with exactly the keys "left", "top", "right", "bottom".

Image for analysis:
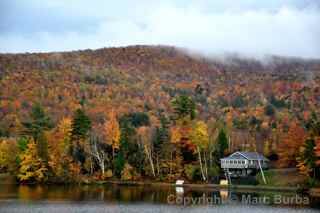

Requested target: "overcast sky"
[{"left": 0, "top": 0, "right": 319, "bottom": 58}]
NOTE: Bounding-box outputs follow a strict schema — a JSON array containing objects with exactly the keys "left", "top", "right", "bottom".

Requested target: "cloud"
[{"left": 0, "top": 0, "right": 319, "bottom": 58}]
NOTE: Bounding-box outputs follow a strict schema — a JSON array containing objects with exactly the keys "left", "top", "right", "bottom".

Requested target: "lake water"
[{"left": 0, "top": 183, "right": 319, "bottom": 213}]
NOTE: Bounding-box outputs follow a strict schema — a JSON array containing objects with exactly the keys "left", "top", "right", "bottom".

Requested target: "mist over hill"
[{"left": 1, "top": 45, "right": 319, "bottom": 75}]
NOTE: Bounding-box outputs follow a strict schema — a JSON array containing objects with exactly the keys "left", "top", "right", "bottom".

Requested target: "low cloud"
[{"left": 0, "top": 0, "right": 319, "bottom": 58}]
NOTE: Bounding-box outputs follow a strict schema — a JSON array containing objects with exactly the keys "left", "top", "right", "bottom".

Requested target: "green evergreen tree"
[
  {"left": 264, "top": 104, "right": 275, "bottom": 116},
  {"left": 118, "top": 112, "right": 149, "bottom": 175},
  {"left": 119, "top": 112, "right": 150, "bottom": 128},
  {"left": 216, "top": 129, "right": 228, "bottom": 159},
  {"left": 154, "top": 112, "right": 170, "bottom": 153},
  {"left": 153, "top": 112, "right": 171, "bottom": 175},
  {"left": 70, "top": 109, "right": 91, "bottom": 164},
  {"left": 171, "top": 95, "right": 196, "bottom": 120},
  {"left": 303, "top": 139, "right": 317, "bottom": 172},
  {"left": 298, "top": 138, "right": 317, "bottom": 179},
  {"left": 114, "top": 151, "right": 125, "bottom": 178},
  {"left": 71, "top": 109, "right": 92, "bottom": 141},
  {"left": 22, "top": 103, "right": 52, "bottom": 161}
]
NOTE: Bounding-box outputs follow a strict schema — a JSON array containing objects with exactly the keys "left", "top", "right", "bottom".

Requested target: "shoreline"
[
  {"left": 102, "top": 180, "right": 300, "bottom": 192},
  {"left": 101, "top": 181, "right": 320, "bottom": 197},
  {"left": 1, "top": 173, "right": 319, "bottom": 195}
]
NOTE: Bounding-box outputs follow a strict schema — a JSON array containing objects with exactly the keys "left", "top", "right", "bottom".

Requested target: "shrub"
[
  {"left": 184, "top": 164, "right": 201, "bottom": 181},
  {"left": 103, "top": 169, "right": 113, "bottom": 179},
  {"left": 121, "top": 163, "right": 140, "bottom": 181}
]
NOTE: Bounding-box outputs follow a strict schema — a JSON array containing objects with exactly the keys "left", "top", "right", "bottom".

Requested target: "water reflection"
[
  {"left": 0, "top": 183, "right": 319, "bottom": 209},
  {"left": 175, "top": 186, "right": 184, "bottom": 194}
]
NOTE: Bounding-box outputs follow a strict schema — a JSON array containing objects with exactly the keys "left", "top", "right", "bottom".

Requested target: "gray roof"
[{"left": 221, "top": 151, "right": 269, "bottom": 161}]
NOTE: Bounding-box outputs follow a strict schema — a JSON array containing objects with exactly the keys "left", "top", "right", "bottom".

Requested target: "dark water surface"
[{"left": 0, "top": 183, "right": 319, "bottom": 213}]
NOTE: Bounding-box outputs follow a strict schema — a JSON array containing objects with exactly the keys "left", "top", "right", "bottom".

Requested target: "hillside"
[
  {"left": 0, "top": 46, "right": 320, "bottom": 143},
  {"left": 0, "top": 45, "right": 320, "bottom": 153},
  {"left": 1, "top": 45, "right": 320, "bottom": 184}
]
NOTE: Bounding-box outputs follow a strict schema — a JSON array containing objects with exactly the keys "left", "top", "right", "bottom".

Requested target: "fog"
[{"left": 0, "top": 0, "right": 319, "bottom": 58}]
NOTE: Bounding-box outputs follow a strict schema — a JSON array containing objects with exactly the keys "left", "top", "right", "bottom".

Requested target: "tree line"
[
  {"left": 0, "top": 94, "right": 320, "bottom": 185},
  {"left": 0, "top": 95, "right": 229, "bottom": 183}
]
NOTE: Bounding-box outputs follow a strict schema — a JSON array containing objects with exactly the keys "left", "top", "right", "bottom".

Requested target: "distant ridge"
[{"left": 1, "top": 45, "right": 319, "bottom": 76}]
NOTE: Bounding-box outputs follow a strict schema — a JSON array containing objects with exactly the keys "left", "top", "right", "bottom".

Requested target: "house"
[{"left": 220, "top": 151, "right": 269, "bottom": 177}]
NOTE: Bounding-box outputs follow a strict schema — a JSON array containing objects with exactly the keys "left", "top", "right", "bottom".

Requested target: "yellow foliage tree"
[
  {"left": 18, "top": 140, "right": 47, "bottom": 182},
  {"left": 191, "top": 120, "right": 209, "bottom": 181},
  {"left": 105, "top": 110, "right": 121, "bottom": 158},
  {"left": 48, "top": 117, "right": 77, "bottom": 180},
  {"left": 0, "top": 138, "right": 18, "bottom": 173}
]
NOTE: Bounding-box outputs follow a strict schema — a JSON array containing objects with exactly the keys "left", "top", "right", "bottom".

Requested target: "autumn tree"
[
  {"left": 48, "top": 117, "right": 78, "bottom": 181},
  {"left": 105, "top": 110, "right": 120, "bottom": 159},
  {"left": 0, "top": 138, "right": 18, "bottom": 173},
  {"left": 18, "top": 140, "right": 48, "bottom": 183},
  {"left": 190, "top": 121, "right": 209, "bottom": 181},
  {"left": 279, "top": 121, "right": 306, "bottom": 168}
]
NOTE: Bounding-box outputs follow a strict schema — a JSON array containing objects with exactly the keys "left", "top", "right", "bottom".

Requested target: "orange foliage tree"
[
  {"left": 279, "top": 121, "right": 306, "bottom": 168},
  {"left": 104, "top": 109, "right": 120, "bottom": 159},
  {"left": 18, "top": 140, "right": 48, "bottom": 183},
  {"left": 48, "top": 117, "right": 80, "bottom": 181}
]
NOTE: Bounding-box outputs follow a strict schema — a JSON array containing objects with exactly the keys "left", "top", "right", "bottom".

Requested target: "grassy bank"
[
  {"left": 309, "top": 188, "right": 320, "bottom": 197},
  {"left": 256, "top": 168, "right": 307, "bottom": 187}
]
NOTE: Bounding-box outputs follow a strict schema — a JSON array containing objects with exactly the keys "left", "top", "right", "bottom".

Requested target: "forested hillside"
[{"left": 0, "top": 45, "right": 320, "bottom": 183}]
